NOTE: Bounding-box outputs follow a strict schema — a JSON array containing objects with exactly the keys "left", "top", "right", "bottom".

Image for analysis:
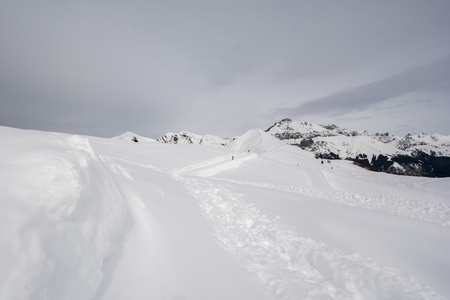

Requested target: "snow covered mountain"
[
  {"left": 1, "top": 125, "right": 449, "bottom": 299},
  {"left": 264, "top": 118, "right": 450, "bottom": 177},
  {"left": 157, "top": 131, "right": 228, "bottom": 146},
  {"left": 156, "top": 119, "right": 450, "bottom": 177},
  {"left": 265, "top": 118, "right": 450, "bottom": 157},
  {"left": 112, "top": 131, "right": 156, "bottom": 143}
]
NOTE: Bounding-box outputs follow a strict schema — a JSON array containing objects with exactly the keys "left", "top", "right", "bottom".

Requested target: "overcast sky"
[{"left": 1, "top": 0, "right": 449, "bottom": 138}]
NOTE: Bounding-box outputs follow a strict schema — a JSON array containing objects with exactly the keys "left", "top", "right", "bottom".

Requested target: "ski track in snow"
[{"left": 170, "top": 155, "right": 446, "bottom": 299}]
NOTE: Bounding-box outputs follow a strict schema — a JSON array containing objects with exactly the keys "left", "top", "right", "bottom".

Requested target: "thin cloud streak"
[{"left": 283, "top": 57, "right": 450, "bottom": 117}]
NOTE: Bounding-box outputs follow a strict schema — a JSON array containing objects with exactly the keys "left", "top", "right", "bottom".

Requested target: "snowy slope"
[
  {"left": 112, "top": 131, "right": 156, "bottom": 143},
  {"left": 1, "top": 126, "right": 449, "bottom": 300},
  {"left": 265, "top": 118, "right": 450, "bottom": 177},
  {"left": 157, "top": 119, "right": 450, "bottom": 161},
  {"left": 265, "top": 118, "right": 450, "bottom": 156},
  {"left": 397, "top": 133, "right": 450, "bottom": 156},
  {"left": 0, "top": 127, "right": 128, "bottom": 299},
  {"left": 265, "top": 119, "right": 361, "bottom": 142},
  {"left": 227, "top": 129, "right": 287, "bottom": 154},
  {"left": 302, "top": 134, "right": 406, "bottom": 159}
]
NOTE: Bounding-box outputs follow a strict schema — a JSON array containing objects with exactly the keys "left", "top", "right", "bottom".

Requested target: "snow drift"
[{"left": 0, "top": 128, "right": 127, "bottom": 299}]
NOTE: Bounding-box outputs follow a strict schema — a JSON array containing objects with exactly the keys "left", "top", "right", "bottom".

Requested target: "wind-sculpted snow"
[
  {"left": 0, "top": 130, "right": 127, "bottom": 300},
  {"left": 171, "top": 155, "right": 446, "bottom": 299}
]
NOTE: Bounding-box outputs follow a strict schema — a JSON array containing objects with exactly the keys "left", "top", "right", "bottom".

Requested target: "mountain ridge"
[
  {"left": 264, "top": 118, "right": 450, "bottom": 177},
  {"left": 144, "top": 118, "right": 450, "bottom": 177}
]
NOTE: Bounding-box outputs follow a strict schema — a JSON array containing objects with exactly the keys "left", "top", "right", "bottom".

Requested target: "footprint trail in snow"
[
  {"left": 171, "top": 155, "right": 446, "bottom": 300},
  {"left": 211, "top": 178, "right": 450, "bottom": 226}
]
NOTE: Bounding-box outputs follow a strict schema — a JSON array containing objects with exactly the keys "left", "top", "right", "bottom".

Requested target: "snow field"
[
  {"left": 173, "top": 152, "right": 447, "bottom": 299},
  {"left": 89, "top": 138, "right": 276, "bottom": 300},
  {"left": 1, "top": 126, "right": 449, "bottom": 300},
  {"left": 208, "top": 178, "right": 450, "bottom": 226}
]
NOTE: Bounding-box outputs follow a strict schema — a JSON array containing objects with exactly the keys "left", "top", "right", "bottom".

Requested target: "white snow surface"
[{"left": 1, "top": 126, "right": 449, "bottom": 300}]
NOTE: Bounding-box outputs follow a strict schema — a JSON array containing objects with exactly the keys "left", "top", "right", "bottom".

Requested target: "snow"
[
  {"left": 112, "top": 131, "right": 156, "bottom": 143},
  {"left": 266, "top": 119, "right": 334, "bottom": 137},
  {"left": 157, "top": 131, "right": 204, "bottom": 144},
  {"left": 311, "top": 135, "right": 405, "bottom": 159},
  {"left": 396, "top": 133, "right": 450, "bottom": 156},
  {"left": 265, "top": 118, "right": 450, "bottom": 159},
  {"left": 228, "top": 129, "right": 287, "bottom": 154},
  {"left": 200, "top": 134, "right": 229, "bottom": 146},
  {"left": 157, "top": 131, "right": 228, "bottom": 146},
  {"left": 1, "top": 126, "right": 449, "bottom": 300}
]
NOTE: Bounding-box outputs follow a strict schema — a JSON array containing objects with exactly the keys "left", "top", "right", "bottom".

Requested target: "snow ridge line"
[
  {"left": 180, "top": 177, "right": 444, "bottom": 300},
  {"left": 212, "top": 178, "right": 450, "bottom": 226}
]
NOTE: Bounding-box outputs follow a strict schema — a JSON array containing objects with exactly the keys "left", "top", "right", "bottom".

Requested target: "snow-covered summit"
[
  {"left": 265, "top": 118, "right": 450, "bottom": 157},
  {"left": 227, "top": 129, "right": 286, "bottom": 154},
  {"left": 157, "top": 131, "right": 228, "bottom": 146},
  {"left": 265, "top": 118, "right": 402, "bottom": 158},
  {"left": 157, "top": 129, "right": 286, "bottom": 154},
  {"left": 146, "top": 119, "right": 450, "bottom": 177},
  {"left": 264, "top": 118, "right": 450, "bottom": 177},
  {"left": 397, "top": 133, "right": 450, "bottom": 156},
  {"left": 112, "top": 131, "right": 155, "bottom": 143},
  {"left": 265, "top": 118, "right": 361, "bottom": 140}
]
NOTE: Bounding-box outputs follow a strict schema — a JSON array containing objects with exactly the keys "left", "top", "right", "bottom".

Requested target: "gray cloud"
[
  {"left": 1, "top": 0, "right": 450, "bottom": 137},
  {"left": 283, "top": 57, "right": 450, "bottom": 117}
]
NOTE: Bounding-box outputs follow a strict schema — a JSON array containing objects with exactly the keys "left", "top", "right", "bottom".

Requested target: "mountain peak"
[
  {"left": 157, "top": 131, "right": 228, "bottom": 146},
  {"left": 265, "top": 119, "right": 340, "bottom": 140},
  {"left": 264, "top": 118, "right": 450, "bottom": 177},
  {"left": 112, "top": 131, "right": 155, "bottom": 143},
  {"left": 153, "top": 118, "right": 450, "bottom": 177}
]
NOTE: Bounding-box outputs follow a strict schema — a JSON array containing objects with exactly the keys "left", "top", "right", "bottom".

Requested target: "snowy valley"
[{"left": 1, "top": 125, "right": 449, "bottom": 300}]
